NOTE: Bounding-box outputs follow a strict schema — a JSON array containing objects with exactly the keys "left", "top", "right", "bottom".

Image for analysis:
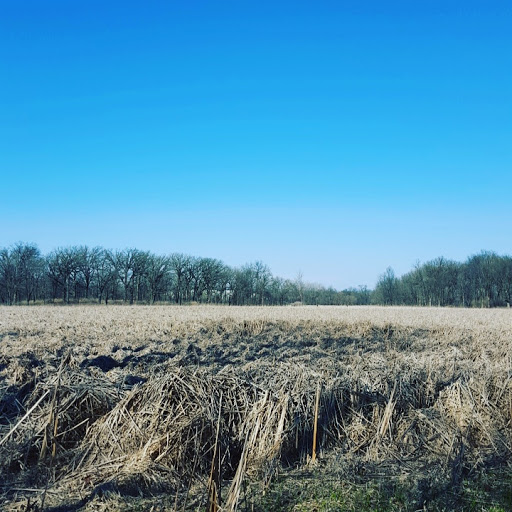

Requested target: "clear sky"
[{"left": 1, "top": 1, "right": 511, "bottom": 289}]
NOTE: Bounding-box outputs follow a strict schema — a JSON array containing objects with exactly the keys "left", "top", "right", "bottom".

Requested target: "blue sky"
[{"left": 1, "top": 1, "right": 511, "bottom": 289}]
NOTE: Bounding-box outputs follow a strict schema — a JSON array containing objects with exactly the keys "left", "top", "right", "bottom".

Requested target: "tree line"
[
  {"left": 0, "top": 243, "right": 370, "bottom": 306},
  {"left": 374, "top": 252, "right": 512, "bottom": 308},
  {"left": 1, "top": 243, "right": 510, "bottom": 307}
]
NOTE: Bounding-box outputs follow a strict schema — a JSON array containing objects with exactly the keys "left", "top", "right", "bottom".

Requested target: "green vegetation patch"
[{"left": 247, "top": 465, "right": 512, "bottom": 512}]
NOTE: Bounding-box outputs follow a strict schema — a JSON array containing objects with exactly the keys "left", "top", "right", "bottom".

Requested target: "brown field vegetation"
[{"left": 1, "top": 305, "right": 512, "bottom": 511}]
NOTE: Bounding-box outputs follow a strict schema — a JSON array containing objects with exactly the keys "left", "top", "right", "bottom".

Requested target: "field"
[{"left": 1, "top": 305, "right": 512, "bottom": 511}]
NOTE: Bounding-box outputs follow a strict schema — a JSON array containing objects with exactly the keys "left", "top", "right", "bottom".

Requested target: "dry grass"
[{"left": 1, "top": 305, "right": 512, "bottom": 511}]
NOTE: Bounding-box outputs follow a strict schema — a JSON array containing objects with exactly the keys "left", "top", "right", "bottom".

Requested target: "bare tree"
[
  {"left": 295, "top": 271, "right": 304, "bottom": 304},
  {"left": 0, "top": 248, "right": 17, "bottom": 305},
  {"left": 146, "top": 254, "right": 171, "bottom": 304},
  {"left": 375, "top": 267, "right": 399, "bottom": 305},
  {"left": 95, "top": 249, "right": 116, "bottom": 304},
  {"left": 198, "top": 258, "right": 224, "bottom": 303},
  {"left": 75, "top": 246, "right": 101, "bottom": 300},
  {"left": 170, "top": 253, "right": 190, "bottom": 304},
  {"left": 47, "top": 247, "right": 80, "bottom": 303},
  {"left": 112, "top": 249, "right": 144, "bottom": 303},
  {"left": 254, "top": 261, "right": 271, "bottom": 305}
]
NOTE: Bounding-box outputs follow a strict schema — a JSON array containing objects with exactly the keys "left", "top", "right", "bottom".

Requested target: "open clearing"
[{"left": 1, "top": 305, "right": 512, "bottom": 511}]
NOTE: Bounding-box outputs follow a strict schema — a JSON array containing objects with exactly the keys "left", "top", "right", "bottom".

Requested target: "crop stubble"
[{"left": 0, "top": 305, "right": 511, "bottom": 510}]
